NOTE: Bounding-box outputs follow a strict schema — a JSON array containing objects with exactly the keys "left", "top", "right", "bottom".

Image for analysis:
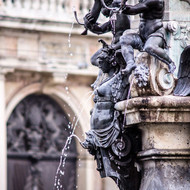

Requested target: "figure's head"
[
  {"left": 101, "top": 0, "right": 115, "bottom": 17},
  {"left": 101, "top": 7, "right": 110, "bottom": 17},
  {"left": 97, "top": 39, "right": 119, "bottom": 73},
  {"left": 97, "top": 48, "right": 118, "bottom": 73},
  {"left": 112, "top": 0, "right": 121, "bottom": 8}
]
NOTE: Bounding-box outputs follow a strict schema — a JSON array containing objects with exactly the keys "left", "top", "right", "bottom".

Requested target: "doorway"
[{"left": 7, "top": 94, "right": 77, "bottom": 190}]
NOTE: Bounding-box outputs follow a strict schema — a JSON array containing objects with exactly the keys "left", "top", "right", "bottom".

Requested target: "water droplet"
[
  {"left": 72, "top": 6, "right": 76, "bottom": 12},
  {"left": 53, "top": 92, "right": 94, "bottom": 188}
]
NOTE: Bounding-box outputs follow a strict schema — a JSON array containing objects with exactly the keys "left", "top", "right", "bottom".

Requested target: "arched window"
[{"left": 7, "top": 94, "right": 77, "bottom": 190}]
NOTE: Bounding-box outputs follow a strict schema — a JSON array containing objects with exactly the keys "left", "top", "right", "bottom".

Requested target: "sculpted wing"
[{"left": 174, "top": 45, "right": 190, "bottom": 96}]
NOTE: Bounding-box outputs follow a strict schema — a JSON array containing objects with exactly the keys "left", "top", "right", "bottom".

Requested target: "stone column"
[
  {"left": 115, "top": 96, "right": 190, "bottom": 190},
  {"left": 0, "top": 72, "right": 7, "bottom": 190}
]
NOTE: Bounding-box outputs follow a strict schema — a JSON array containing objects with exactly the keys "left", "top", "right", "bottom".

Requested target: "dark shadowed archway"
[{"left": 7, "top": 94, "right": 77, "bottom": 190}]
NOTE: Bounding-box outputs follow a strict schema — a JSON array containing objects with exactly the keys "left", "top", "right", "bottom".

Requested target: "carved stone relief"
[
  {"left": 168, "top": 21, "right": 190, "bottom": 48},
  {"left": 130, "top": 52, "right": 175, "bottom": 97},
  {"left": 7, "top": 94, "right": 74, "bottom": 155}
]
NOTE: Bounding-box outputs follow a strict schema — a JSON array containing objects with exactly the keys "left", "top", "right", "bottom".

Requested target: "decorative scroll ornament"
[
  {"left": 168, "top": 21, "right": 190, "bottom": 48},
  {"left": 130, "top": 52, "right": 175, "bottom": 97},
  {"left": 109, "top": 134, "right": 132, "bottom": 166}
]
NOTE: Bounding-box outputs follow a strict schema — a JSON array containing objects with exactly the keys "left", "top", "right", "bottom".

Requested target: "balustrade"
[
  {"left": 0, "top": 0, "right": 93, "bottom": 22},
  {"left": 0, "top": 0, "right": 138, "bottom": 23}
]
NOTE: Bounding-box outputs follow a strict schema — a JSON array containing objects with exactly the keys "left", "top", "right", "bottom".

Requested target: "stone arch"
[
  {"left": 6, "top": 82, "right": 92, "bottom": 190},
  {"left": 6, "top": 83, "right": 87, "bottom": 143}
]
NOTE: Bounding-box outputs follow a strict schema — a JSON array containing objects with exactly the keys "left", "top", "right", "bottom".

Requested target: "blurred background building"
[
  {"left": 1, "top": 0, "right": 188, "bottom": 189},
  {"left": 0, "top": 0, "right": 117, "bottom": 189}
]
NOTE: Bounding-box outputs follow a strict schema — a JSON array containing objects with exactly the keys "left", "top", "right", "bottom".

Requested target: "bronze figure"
[
  {"left": 120, "top": 0, "right": 176, "bottom": 74},
  {"left": 81, "top": 41, "right": 141, "bottom": 190}
]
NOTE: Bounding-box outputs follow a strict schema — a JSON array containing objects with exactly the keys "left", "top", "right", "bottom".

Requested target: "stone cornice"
[{"left": 115, "top": 96, "right": 190, "bottom": 125}]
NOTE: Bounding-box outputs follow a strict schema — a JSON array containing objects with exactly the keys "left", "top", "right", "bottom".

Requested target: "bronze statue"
[
  {"left": 82, "top": 0, "right": 128, "bottom": 34},
  {"left": 77, "top": 1, "right": 190, "bottom": 190},
  {"left": 120, "top": 0, "right": 176, "bottom": 74},
  {"left": 77, "top": 1, "right": 142, "bottom": 190},
  {"left": 80, "top": 0, "right": 113, "bottom": 35},
  {"left": 81, "top": 41, "right": 140, "bottom": 190},
  {"left": 87, "top": 0, "right": 130, "bottom": 68}
]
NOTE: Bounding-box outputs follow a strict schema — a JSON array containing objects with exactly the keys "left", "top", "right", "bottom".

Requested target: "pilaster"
[{"left": 0, "top": 71, "right": 7, "bottom": 190}]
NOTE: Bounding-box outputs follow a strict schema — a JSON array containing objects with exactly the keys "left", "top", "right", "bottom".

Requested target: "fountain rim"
[{"left": 115, "top": 95, "right": 190, "bottom": 111}]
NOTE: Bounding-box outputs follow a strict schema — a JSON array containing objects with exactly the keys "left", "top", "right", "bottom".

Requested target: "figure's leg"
[
  {"left": 144, "top": 37, "right": 176, "bottom": 73},
  {"left": 120, "top": 32, "right": 143, "bottom": 74}
]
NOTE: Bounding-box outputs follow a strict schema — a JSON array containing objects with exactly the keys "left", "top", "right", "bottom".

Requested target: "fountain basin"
[
  {"left": 115, "top": 96, "right": 190, "bottom": 125},
  {"left": 115, "top": 95, "right": 190, "bottom": 190}
]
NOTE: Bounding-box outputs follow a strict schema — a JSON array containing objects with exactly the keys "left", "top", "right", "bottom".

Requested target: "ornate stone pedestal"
[{"left": 115, "top": 96, "right": 190, "bottom": 190}]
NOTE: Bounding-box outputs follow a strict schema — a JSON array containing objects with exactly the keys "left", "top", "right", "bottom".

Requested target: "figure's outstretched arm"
[
  {"left": 90, "top": 21, "right": 112, "bottom": 35},
  {"left": 84, "top": 0, "right": 102, "bottom": 24},
  {"left": 91, "top": 0, "right": 102, "bottom": 21},
  {"left": 83, "top": 0, "right": 102, "bottom": 33}
]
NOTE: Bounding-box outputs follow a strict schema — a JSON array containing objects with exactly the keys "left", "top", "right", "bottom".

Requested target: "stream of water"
[
  {"left": 53, "top": 4, "right": 136, "bottom": 188},
  {"left": 54, "top": 90, "right": 94, "bottom": 190}
]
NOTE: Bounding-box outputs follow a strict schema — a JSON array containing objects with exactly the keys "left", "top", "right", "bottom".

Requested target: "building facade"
[
  {"left": 1, "top": 0, "right": 189, "bottom": 189},
  {"left": 0, "top": 0, "right": 112, "bottom": 189}
]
